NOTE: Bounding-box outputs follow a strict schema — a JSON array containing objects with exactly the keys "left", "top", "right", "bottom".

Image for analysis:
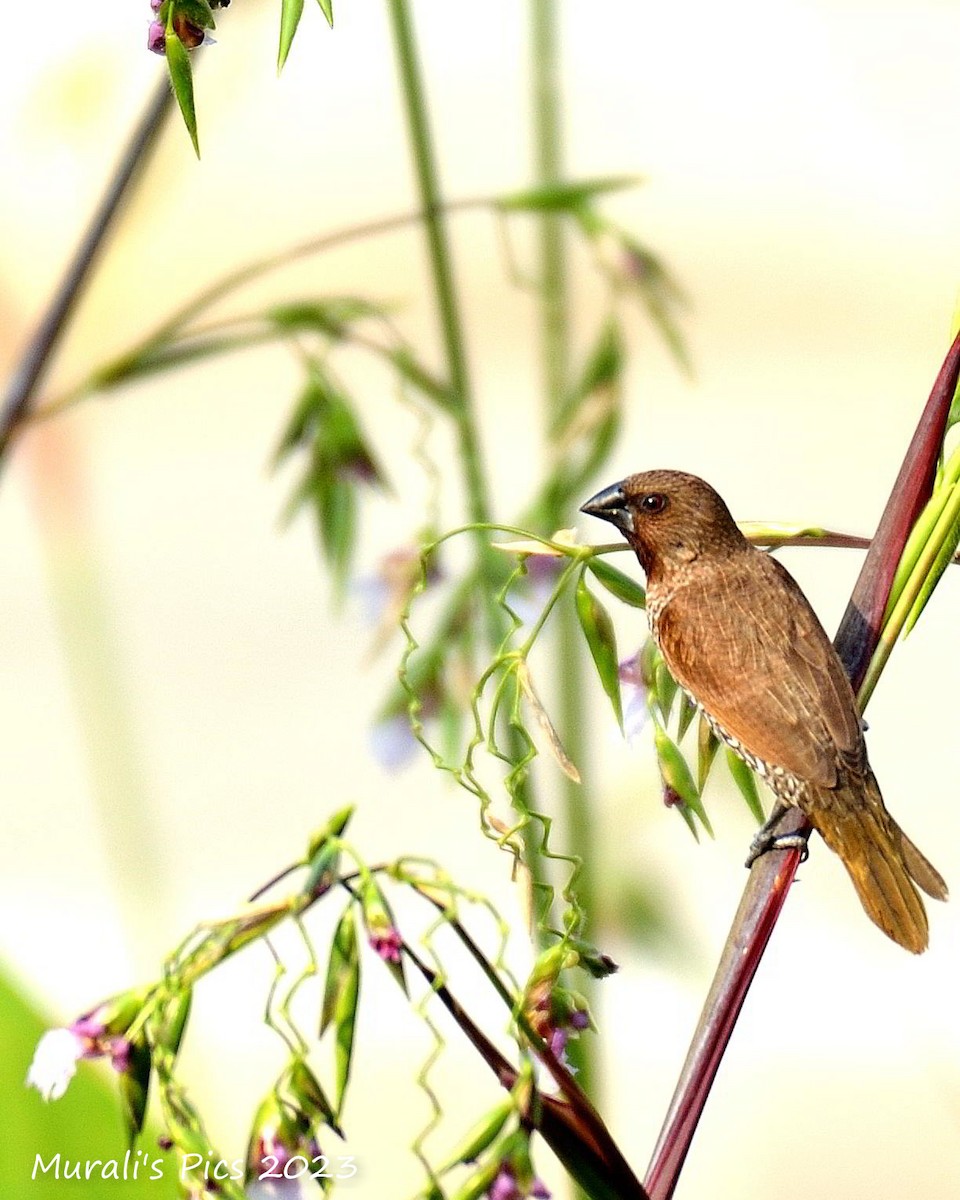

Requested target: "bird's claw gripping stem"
[{"left": 745, "top": 809, "right": 811, "bottom": 868}]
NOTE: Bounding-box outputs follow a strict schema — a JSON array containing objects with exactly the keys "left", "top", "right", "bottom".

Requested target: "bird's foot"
[{"left": 745, "top": 811, "right": 810, "bottom": 868}]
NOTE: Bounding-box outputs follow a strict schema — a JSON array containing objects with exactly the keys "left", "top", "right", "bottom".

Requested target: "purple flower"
[
  {"left": 530, "top": 1180, "right": 551, "bottom": 1200},
  {"left": 147, "top": 21, "right": 166, "bottom": 54},
  {"left": 548, "top": 1027, "right": 568, "bottom": 1058},
  {"left": 369, "top": 926, "right": 403, "bottom": 964},
  {"left": 570, "top": 1009, "right": 590, "bottom": 1031},
  {"left": 370, "top": 714, "right": 420, "bottom": 771},
  {"left": 488, "top": 1167, "right": 522, "bottom": 1200},
  {"left": 619, "top": 653, "right": 651, "bottom": 745},
  {"left": 150, "top": 0, "right": 163, "bottom": 11}
]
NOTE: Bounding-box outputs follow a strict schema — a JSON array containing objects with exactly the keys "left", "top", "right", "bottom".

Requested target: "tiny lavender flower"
[
  {"left": 369, "top": 713, "right": 420, "bottom": 771},
  {"left": 488, "top": 1167, "right": 522, "bottom": 1200},
  {"left": 147, "top": 20, "right": 166, "bottom": 54},
  {"left": 486, "top": 1165, "right": 550, "bottom": 1200},
  {"left": 619, "top": 653, "right": 650, "bottom": 745},
  {"left": 548, "top": 1027, "right": 568, "bottom": 1058}
]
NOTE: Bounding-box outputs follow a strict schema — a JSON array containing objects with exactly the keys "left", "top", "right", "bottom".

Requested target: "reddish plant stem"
[{"left": 643, "top": 329, "right": 960, "bottom": 1200}]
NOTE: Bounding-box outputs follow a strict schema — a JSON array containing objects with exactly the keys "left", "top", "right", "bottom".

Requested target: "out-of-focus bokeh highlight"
[{"left": 3, "top": 2, "right": 960, "bottom": 1197}]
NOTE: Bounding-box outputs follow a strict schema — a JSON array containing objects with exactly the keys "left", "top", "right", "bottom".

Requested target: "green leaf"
[
  {"left": 287, "top": 1057, "right": 341, "bottom": 1134},
  {"left": 585, "top": 558, "right": 646, "bottom": 608},
  {"left": 724, "top": 749, "right": 765, "bottom": 824},
  {"left": 307, "top": 804, "right": 354, "bottom": 857},
  {"left": 697, "top": 714, "right": 720, "bottom": 791},
  {"left": 574, "top": 573, "right": 623, "bottom": 730},
  {"left": 178, "top": 0, "right": 216, "bottom": 27},
  {"left": 320, "top": 907, "right": 361, "bottom": 1116},
  {"left": 315, "top": 0, "right": 334, "bottom": 27},
  {"left": 165, "top": 33, "right": 200, "bottom": 157},
  {"left": 316, "top": 474, "right": 356, "bottom": 594},
  {"left": 278, "top": 0, "right": 306, "bottom": 70},
  {"left": 118, "top": 1039, "right": 152, "bottom": 1148},
  {"left": 654, "top": 661, "right": 678, "bottom": 723},
  {"left": 676, "top": 689, "right": 698, "bottom": 742},
  {"left": 439, "top": 1098, "right": 514, "bottom": 1171},
  {"left": 902, "top": 479, "right": 960, "bottom": 635},
  {"left": 151, "top": 988, "right": 192, "bottom": 1059},
  {"left": 267, "top": 296, "right": 394, "bottom": 335},
  {"left": 303, "top": 833, "right": 342, "bottom": 899},
  {"left": 497, "top": 176, "right": 640, "bottom": 213},
  {"left": 91, "top": 332, "right": 278, "bottom": 392}
]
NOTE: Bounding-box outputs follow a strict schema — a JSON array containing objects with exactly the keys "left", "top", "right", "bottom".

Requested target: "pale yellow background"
[{"left": 2, "top": 1, "right": 960, "bottom": 1197}]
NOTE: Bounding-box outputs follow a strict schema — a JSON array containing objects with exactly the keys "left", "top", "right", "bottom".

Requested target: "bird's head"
[{"left": 580, "top": 469, "right": 746, "bottom": 577}]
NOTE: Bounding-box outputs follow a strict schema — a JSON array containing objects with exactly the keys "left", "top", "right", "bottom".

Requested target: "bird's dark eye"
[{"left": 640, "top": 492, "right": 668, "bottom": 514}]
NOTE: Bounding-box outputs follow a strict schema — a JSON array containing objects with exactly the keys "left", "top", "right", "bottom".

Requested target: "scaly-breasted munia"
[{"left": 582, "top": 469, "right": 947, "bottom": 953}]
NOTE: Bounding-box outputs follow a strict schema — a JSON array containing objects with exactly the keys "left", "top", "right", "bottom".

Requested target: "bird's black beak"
[{"left": 580, "top": 482, "right": 632, "bottom": 536}]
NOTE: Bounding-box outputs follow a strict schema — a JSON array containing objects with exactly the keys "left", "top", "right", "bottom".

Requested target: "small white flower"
[{"left": 26, "top": 1028, "right": 86, "bottom": 1101}]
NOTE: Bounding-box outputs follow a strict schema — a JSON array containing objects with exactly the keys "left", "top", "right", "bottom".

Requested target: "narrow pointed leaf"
[
  {"left": 165, "top": 34, "right": 200, "bottom": 157},
  {"left": 268, "top": 296, "right": 394, "bottom": 335},
  {"left": 118, "top": 1039, "right": 152, "bottom": 1148},
  {"left": 315, "top": 0, "right": 334, "bottom": 27},
  {"left": 654, "top": 661, "right": 678, "bottom": 723},
  {"left": 320, "top": 906, "right": 361, "bottom": 1115},
  {"left": 278, "top": 0, "right": 305, "bottom": 69},
  {"left": 438, "top": 1097, "right": 514, "bottom": 1171},
  {"left": 724, "top": 749, "right": 765, "bottom": 825},
  {"left": 575, "top": 574, "right": 623, "bottom": 730},
  {"left": 696, "top": 714, "right": 720, "bottom": 791},
  {"left": 586, "top": 557, "right": 646, "bottom": 608},
  {"left": 152, "top": 987, "right": 192, "bottom": 1059},
  {"left": 676, "top": 690, "right": 698, "bottom": 742},
  {"left": 902, "top": 484, "right": 960, "bottom": 634},
  {"left": 287, "top": 1057, "right": 341, "bottom": 1134},
  {"left": 178, "top": 0, "right": 216, "bottom": 25},
  {"left": 497, "top": 176, "right": 640, "bottom": 213}
]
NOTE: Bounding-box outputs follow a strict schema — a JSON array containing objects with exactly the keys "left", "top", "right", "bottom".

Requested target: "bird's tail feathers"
[
  {"left": 897, "top": 829, "right": 948, "bottom": 902},
  {"left": 804, "top": 778, "right": 945, "bottom": 954}
]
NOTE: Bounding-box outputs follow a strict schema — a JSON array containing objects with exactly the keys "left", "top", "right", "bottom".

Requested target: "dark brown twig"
[{"left": 0, "top": 76, "right": 173, "bottom": 462}]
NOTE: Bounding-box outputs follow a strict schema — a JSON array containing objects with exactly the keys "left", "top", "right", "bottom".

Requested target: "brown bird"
[{"left": 581, "top": 469, "right": 947, "bottom": 953}]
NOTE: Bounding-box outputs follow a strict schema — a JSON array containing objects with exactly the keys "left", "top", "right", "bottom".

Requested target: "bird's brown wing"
[{"left": 656, "top": 552, "right": 864, "bottom": 786}]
